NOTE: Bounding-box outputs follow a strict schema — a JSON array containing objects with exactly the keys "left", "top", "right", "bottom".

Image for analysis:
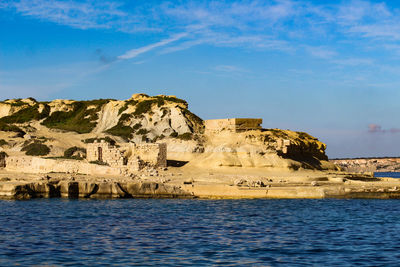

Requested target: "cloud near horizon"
[{"left": 368, "top": 124, "right": 400, "bottom": 134}]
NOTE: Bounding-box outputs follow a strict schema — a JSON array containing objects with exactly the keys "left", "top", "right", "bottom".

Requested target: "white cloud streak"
[
  {"left": 118, "top": 33, "right": 188, "bottom": 60},
  {"left": 1, "top": 0, "right": 154, "bottom": 32},
  {"left": 213, "top": 65, "right": 248, "bottom": 73}
]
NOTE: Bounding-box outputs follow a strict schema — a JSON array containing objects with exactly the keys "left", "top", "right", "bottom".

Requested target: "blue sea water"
[
  {"left": 1, "top": 199, "right": 400, "bottom": 266},
  {"left": 375, "top": 172, "right": 400, "bottom": 178}
]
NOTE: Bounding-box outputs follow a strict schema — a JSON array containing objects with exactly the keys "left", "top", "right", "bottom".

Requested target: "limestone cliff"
[{"left": 0, "top": 94, "right": 333, "bottom": 170}]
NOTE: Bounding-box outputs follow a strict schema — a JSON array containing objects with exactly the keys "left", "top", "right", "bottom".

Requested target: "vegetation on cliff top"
[
  {"left": 0, "top": 95, "right": 203, "bottom": 142},
  {"left": 42, "top": 100, "right": 111, "bottom": 133},
  {"left": 0, "top": 104, "right": 50, "bottom": 124}
]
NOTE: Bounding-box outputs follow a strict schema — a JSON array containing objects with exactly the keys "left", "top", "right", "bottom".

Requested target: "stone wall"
[
  {"left": 87, "top": 141, "right": 167, "bottom": 170},
  {"left": 86, "top": 140, "right": 124, "bottom": 167},
  {"left": 0, "top": 153, "right": 6, "bottom": 168},
  {"left": 5, "top": 156, "right": 125, "bottom": 176},
  {"left": 205, "top": 118, "right": 262, "bottom": 133},
  {"left": 129, "top": 143, "right": 167, "bottom": 168}
]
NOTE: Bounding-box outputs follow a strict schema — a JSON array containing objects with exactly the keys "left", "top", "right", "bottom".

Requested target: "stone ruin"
[
  {"left": 204, "top": 118, "right": 262, "bottom": 134},
  {"left": 276, "top": 139, "right": 291, "bottom": 154},
  {"left": 1, "top": 141, "right": 167, "bottom": 176},
  {"left": 86, "top": 140, "right": 167, "bottom": 172},
  {"left": 204, "top": 118, "right": 292, "bottom": 156},
  {"left": 0, "top": 152, "right": 6, "bottom": 168}
]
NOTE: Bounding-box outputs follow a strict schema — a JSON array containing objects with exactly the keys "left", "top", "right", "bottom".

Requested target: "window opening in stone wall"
[{"left": 98, "top": 147, "right": 103, "bottom": 162}]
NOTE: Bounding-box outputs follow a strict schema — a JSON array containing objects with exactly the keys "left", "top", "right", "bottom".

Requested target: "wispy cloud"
[
  {"left": 306, "top": 46, "right": 337, "bottom": 59},
  {"left": 4, "top": 0, "right": 400, "bottom": 59},
  {"left": 331, "top": 58, "right": 374, "bottom": 66},
  {"left": 1, "top": 0, "right": 156, "bottom": 32},
  {"left": 118, "top": 33, "right": 188, "bottom": 60},
  {"left": 4, "top": 0, "right": 400, "bottom": 85},
  {"left": 213, "top": 65, "right": 248, "bottom": 73}
]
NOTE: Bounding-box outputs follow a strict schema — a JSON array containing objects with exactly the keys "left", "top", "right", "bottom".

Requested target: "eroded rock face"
[
  {"left": 0, "top": 95, "right": 203, "bottom": 141},
  {"left": 0, "top": 181, "right": 192, "bottom": 200},
  {"left": 187, "top": 129, "right": 333, "bottom": 170}
]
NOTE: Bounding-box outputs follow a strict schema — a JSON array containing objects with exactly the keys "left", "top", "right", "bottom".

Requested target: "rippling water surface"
[
  {"left": 1, "top": 199, "right": 400, "bottom": 266},
  {"left": 375, "top": 172, "right": 400, "bottom": 178}
]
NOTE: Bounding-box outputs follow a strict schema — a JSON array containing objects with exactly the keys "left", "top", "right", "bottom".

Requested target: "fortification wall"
[
  {"left": 205, "top": 118, "right": 262, "bottom": 133},
  {"left": 129, "top": 143, "right": 167, "bottom": 168},
  {"left": 86, "top": 141, "right": 124, "bottom": 167},
  {"left": 86, "top": 141, "right": 167, "bottom": 170},
  {"left": 5, "top": 156, "right": 125, "bottom": 176}
]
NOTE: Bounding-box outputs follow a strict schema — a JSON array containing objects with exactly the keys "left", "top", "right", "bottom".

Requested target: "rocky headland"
[
  {"left": 331, "top": 158, "right": 400, "bottom": 173},
  {"left": 0, "top": 93, "right": 398, "bottom": 200}
]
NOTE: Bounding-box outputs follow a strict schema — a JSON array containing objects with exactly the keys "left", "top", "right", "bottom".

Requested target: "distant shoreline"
[{"left": 330, "top": 156, "right": 400, "bottom": 160}]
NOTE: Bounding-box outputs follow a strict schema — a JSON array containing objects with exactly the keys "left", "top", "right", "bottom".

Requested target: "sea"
[
  {"left": 375, "top": 172, "right": 400, "bottom": 178},
  {"left": 2, "top": 196, "right": 400, "bottom": 266}
]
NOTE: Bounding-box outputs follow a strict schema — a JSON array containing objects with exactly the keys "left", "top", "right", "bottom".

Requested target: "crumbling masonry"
[
  {"left": 86, "top": 140, "right": 167, "bottom": 171},
  {"left": 204, "top": 118, "right": 263, "bottom": 133}
]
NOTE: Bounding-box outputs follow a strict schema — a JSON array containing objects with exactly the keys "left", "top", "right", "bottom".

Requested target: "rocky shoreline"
[
  {"left": 1, "top": 170, "right": 400, "bottom": 200},
  {"left": 0, "top": 180, "right": 192, "bottom": 200}
]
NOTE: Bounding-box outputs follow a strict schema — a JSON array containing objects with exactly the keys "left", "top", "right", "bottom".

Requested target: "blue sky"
[{"left": 0, "top": 0, "right": 400, "bottom": 158}]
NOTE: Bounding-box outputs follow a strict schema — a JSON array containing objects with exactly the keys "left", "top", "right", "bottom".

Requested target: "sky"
[{"left": 0, "top": 0, "right": 400, "bottom": 158}]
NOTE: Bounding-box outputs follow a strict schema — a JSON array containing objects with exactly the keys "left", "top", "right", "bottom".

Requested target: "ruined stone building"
[
  {"left": 204, "top": 118, "right": 262, "bottom": 133},
  {"left": 86, "top": 140, "right": 167, "bottom": 171},
  {"left": 204, "top": 118, "right": 292, "bottom": 156}
]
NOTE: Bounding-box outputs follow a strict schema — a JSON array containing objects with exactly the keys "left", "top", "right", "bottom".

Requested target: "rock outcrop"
[
  {"left": 0, "top": 181, "right": 192, "bottom": 200},
  {"left": 0, "top": 94, "right": 332, "bottom": 171}
]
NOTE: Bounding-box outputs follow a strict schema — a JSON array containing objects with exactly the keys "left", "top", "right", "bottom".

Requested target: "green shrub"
[
  {"left": 182, "top": 108, "right": 203, "bottom": 126},
  {"left": 159, "top": 96, "right": 187, "bottom": 105},
  {"left": 133, "top": 100, "right": 157, "bottom": 116},
  {"left": 22, "top": 143, "right": 50, "bottom": 156},
  {"left": 298, "top": 132, "right": 313, "bottom": 139},
  {"left": 132, "top": 123, "right": 142, "bottom": 131},
  {"left": 119, "top": 113, "right": 132, "bottom": 122},
  {"left": 0, "top": 104, "right": 50, "bottom": 123},
  {"left": 161, "top": 108, "right": 169, "bottom": 118},
  {"left": 106, "top": 125, "right": 133, "bottom": 140},
  {"left": 0, "top": 122, "right": 25, "bottom": 134},
  {"left": 64, "top": 146, "right": 86, "bottom": 159},
  {"left": 170, "top": 132, "right": 178, "bottom": 138},
  {"left": 154, "top": 97, "right": 165, "bottom": 107},
  {"left": 41, "top": 100, "right": 111, "bottom": 133},
  {"left": 0, "top": 139, "right": 8, "bottom": 146},
  {"left": 137, "top": 128, "right": 149, "bottom": 135},
  {"left": 6, "top": 99, "right": 27, "bottom": 107},
  {"left": 118, "top": 99, "right": 137, "bottom": 115},
  {"left": 177, "top": 132, "right": 193, "bottom": 140}
]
